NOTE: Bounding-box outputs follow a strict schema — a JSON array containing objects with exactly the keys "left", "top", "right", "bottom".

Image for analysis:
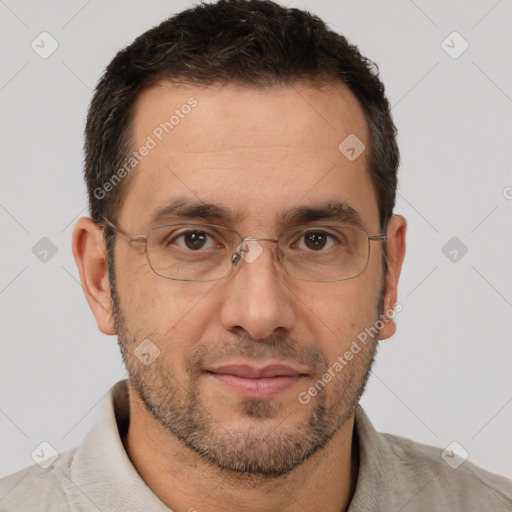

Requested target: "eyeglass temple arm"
[
  {"left": 370, "top": 215, "right": 393, "bottom": 241},
  {"left": 99, "top": 215, "right": 124, "bottom": 235},
  {"left": 99, "top": 215, "right": 146, "bottom": 245}
]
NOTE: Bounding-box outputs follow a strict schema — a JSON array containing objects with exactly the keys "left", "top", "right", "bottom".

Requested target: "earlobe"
[
  {"left": 378, "top": 214, "right": 407, "bottom": 341},
  {"left": 72, "top": 217, "right": 117, "bottom": 335}
]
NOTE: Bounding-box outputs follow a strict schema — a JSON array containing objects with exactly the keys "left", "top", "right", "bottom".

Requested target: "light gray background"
[{"left": 1, "top": 0, "right": 511, "bottom": 481}]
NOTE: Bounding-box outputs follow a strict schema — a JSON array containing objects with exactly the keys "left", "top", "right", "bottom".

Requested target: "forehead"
[{"left": 120, "top": 81, "right": 378, "bottom": 232}]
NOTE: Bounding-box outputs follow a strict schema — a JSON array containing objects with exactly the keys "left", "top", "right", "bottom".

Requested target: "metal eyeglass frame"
[{"left": 99, "top": 215, "right": 387, "bottom": 282}]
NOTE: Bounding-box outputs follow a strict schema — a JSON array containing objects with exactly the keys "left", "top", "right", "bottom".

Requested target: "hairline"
[{"left": 106, "top": 75, "right": 380, "bottom": 225}]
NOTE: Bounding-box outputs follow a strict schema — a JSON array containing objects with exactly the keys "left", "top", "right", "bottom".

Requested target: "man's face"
[{"left": 110, "top": 81, "right": 389, "bottom": 476}]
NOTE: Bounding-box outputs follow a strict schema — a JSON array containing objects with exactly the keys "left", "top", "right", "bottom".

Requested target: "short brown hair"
[{"left": 84, "top": 0, "right": 399, "bottom": 231}]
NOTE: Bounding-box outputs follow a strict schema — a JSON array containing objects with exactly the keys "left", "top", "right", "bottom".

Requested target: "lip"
[
  {"left": 207, "top": 364, "right": 306, "bottom": 378},
  {"left": 206, "top": 364, "right": 308, "bottom": 400}
]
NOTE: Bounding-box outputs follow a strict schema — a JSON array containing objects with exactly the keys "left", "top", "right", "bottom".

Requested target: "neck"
[{"left": 123, "top": 384, "right": 359, "bottom": 512}]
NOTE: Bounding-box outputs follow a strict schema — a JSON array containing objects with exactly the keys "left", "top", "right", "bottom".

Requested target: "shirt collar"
[{"left": 68, "top": 380, "right": 171, "bottom": 511}]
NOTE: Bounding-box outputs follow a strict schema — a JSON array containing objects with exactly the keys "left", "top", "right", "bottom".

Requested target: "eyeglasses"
[{"left": 100, "top": 216, "right": 387, "bottom": 282}]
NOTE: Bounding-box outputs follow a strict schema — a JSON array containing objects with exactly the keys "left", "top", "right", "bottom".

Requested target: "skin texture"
[{"left": 73, "top": 81, "right": 406, "bottom": 512}]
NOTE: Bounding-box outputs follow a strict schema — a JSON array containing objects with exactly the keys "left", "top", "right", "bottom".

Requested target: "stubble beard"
[{"left": 108, "top": 261, "right": 380, "bottom": 479}]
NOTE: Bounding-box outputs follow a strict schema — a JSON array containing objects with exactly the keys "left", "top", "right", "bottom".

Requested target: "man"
[{"left": 1, "top": 0, "right": 510, "bottom": 510}]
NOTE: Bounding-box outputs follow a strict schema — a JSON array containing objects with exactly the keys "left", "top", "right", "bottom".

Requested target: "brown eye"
[
  {"left": 168, "top": 230, "right": 217, "bottom": 251},
  {"left": 182, "top": 231, "right": 208, "bottom": 250},
  {"left": 304, "top": 232, "right": 328, "bottom": 250}
]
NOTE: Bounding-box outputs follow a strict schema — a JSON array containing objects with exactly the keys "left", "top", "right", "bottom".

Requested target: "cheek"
[
  {"left": 116, "top": 256, "right": 218, "bottom": 342},
  {"left": 301, "top": 279, "right": 381, "bottom": 359}
]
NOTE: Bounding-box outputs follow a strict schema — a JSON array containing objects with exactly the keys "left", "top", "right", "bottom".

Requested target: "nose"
[{"left": 219, "top": 238, "right": 297, "bottom": 340}]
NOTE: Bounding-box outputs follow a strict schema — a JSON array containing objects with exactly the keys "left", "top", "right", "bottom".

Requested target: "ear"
[
  {"left": 72, "top": 217, "right": 117, "bottom": 335},
  {"left": 378, "top": 214, "right": 407, "bottom": 340}
]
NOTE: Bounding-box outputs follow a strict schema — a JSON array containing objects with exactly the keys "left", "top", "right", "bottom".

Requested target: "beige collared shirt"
[{"left": 1, "top": 380, "right": 510, "bottom": 511}]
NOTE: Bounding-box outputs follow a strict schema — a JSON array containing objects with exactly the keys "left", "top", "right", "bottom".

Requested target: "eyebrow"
[
  {"left": 278, "top": 202, "right": 364, "bottom": 228},
  {"left": 144, "top": 198, "right": 243, "bottom": 230},
  {"left": 143, "top": 196, "right": 364, "bottom": 231}
]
